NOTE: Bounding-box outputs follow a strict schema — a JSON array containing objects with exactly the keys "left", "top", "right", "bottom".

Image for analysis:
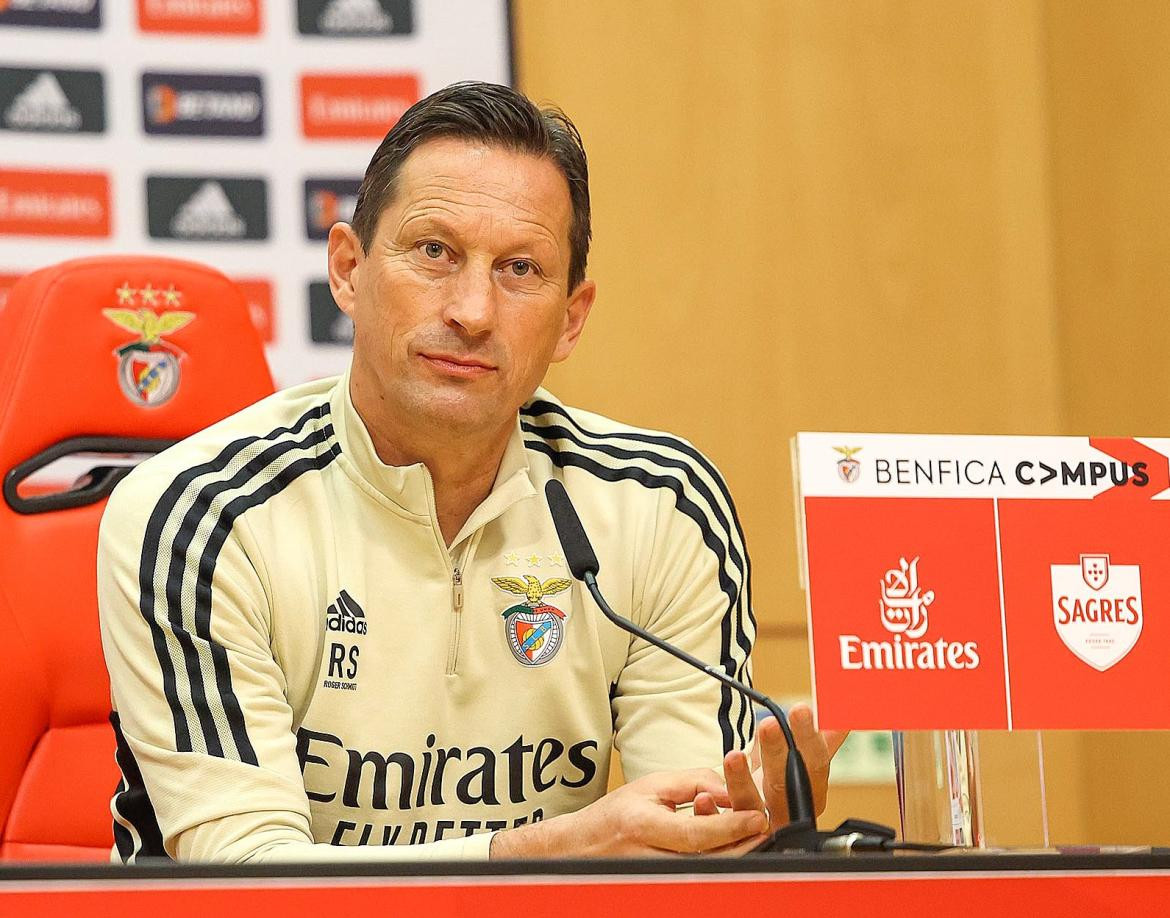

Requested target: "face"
[{"left": 328, "top": 137, "right": 595, "bottom": 443}]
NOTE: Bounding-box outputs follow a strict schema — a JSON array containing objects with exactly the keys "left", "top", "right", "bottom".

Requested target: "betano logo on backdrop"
[
  {"left": 143, "top": 72, "right": 263, "bottom": 136},
  {"left": 839, "top": 556, "right": 981, "bottom": 671},
  {"left": 304, "top": 178, "right": 360, "bottom": 240}
]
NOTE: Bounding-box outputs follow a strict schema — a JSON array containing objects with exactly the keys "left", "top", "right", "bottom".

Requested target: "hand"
[
  {"left": 722, "top": 703, "right": 848, "bottom": 831},
  {"left": 491, "top": 769, "right": 769, "bottom": 858}
]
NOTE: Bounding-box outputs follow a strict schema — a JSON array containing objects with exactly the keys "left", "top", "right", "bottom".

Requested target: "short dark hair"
[{"left": 350, "top": 81, "right": 592, "bottom": 291}]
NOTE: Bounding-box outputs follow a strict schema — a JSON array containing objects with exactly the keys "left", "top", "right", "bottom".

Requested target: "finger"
[
  {"left": 693, "top": 792, "right": 718, "bottom": 817},
  {"left": 647, "top": 806, "right": 768, "bottom": 854},
  {"left": 646, "top": 768, "right": 730, "bottom": 807},
  {"left": 723, "top": 750, "right": 766, "bottom": 814},
  {"left": 757, "top": 716, "right": 791, "bottom": 829},
  {"left": 786, "top": 706, "right": 833, "bottom": 762},
  {"left": 787, "top": 705, "right": 842, "bottom": 815}
]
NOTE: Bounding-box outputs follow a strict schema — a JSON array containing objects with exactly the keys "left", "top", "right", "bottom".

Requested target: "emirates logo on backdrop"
[
  {"left": 0, "top": 169, "right": 110, "bottom": 237},
  {"left": 300, "top": 73, "right": 419, "bottom": 139},
  {"left": 137, "top": 0, "right": 260, "bottom": 34}
]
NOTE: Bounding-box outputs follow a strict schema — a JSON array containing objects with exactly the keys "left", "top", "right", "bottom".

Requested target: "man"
[{"left": 98, "top": 82, "right": 844, "bottom": 863}]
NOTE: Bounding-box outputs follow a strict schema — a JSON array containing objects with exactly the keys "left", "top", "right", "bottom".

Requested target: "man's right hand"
[{"left": 490, "top": 769, "right": 769, "bottom": 859}]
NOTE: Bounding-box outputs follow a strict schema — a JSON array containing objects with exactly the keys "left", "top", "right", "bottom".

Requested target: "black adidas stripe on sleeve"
[
  {"left": 521, "top": 405, "right": 755, "bottom": 754},
  {"left": 137, "top": 402, "right": 339, "bottom": 765}
]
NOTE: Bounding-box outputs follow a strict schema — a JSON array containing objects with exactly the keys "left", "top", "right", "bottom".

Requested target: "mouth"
[{"left": 418, "top": 352, "right": 497, "bottom": 379}]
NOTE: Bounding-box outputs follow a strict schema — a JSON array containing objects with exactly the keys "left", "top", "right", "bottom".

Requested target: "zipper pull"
[{"left": 452, "top": 567, "right": 464, "bottom": 612}]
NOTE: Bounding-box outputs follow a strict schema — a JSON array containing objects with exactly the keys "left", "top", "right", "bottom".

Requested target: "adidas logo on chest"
[{"left": 325, "top": 589, "right": 367, "bottom": 635}]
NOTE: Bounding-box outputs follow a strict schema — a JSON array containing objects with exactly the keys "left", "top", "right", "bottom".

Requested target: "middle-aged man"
[{"left": 98, "top": 82, "right": 845, "bottom": 863}]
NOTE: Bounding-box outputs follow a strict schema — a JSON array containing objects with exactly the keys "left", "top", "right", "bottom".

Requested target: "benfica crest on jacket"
[{"left": 492, "top": 574, "right": 571, "bottom": 667}]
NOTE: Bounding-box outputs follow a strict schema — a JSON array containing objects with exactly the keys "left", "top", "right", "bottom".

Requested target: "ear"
[
  {"left": 327, "top": 222, "right": 363, "bottom": 318},
  {"left": 551, "top": 278, "right": 596, "bottom": 363}
]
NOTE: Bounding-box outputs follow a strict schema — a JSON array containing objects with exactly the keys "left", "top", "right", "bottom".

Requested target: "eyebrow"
[{"left": 396, "top": 210, "right": 563, "bottom": 264}]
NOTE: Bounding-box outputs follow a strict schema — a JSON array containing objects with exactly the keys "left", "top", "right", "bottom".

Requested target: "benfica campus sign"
[{"left": 794, "top": 433, "right": 1170, "bottom": 731}]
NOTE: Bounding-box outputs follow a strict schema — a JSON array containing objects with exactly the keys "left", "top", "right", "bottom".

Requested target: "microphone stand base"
[{"left": 750, "top": 818, "right": 899, "bottom": 854}]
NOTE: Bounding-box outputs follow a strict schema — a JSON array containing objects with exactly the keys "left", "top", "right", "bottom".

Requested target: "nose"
[{"left": 443, "top": 259, "right": 497, "bottom": 337}]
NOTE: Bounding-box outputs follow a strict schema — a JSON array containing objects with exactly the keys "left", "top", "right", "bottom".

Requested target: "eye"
[
  {"left": 422, "top": 242, "right": 445, "bottom": 259},
  {"left": 510, "top": 260, "right": 533, "bottom": 277}
]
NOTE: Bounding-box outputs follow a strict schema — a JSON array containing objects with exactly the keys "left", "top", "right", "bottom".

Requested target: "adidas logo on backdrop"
[
  {"left": 298, "top": 0, "right": 413, "bottom": 35},
  {"left": 146, "top": 175, "right": 268, "bottom": 241},
  {"left": 0, "top": 68, "right": 104, "bottom": 133}
]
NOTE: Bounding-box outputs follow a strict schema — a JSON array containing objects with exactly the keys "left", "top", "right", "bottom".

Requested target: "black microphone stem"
[{"left": 582, "top": 570, "right": 816, "bottom": 827}]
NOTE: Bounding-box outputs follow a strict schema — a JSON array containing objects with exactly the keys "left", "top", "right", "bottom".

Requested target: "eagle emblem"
[
  {"left": 833, "top": 445, "right": 863, "bottom": 483},
  {"left": 492, "top": 574, "right": 572, "bottom": 667},
  {"left": 103, "top": 301, "right": 195, "bottom": 408}
]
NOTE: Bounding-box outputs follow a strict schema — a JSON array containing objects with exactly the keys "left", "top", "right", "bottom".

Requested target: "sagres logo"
[
  {"left": 102, "top": 281, "right": 194, "bottom": 407},
  {"left": 493, "top": 574, "right": 571, "bottom": 666},
  {"left": 834, "top": 445, "right": 862, "bottom": 483},
  {"left": 1051, "top": 554, "right": 1142, "bottom": 671},
  {"left": 304, "top": 178, "right": 360, "bottom": 240},
  {"left": 840, "top": 556, "right": 980, "bottom": 671},
  {"left": 143, "top": 71, "right": 263, "bottom": 137},
  {"left": 0, "top": 68, "right": 104, "bottom": 133},
  {"left": 0, "top": 0, "right": 101, "bottom": 29},
  {"left": 298, "top": 0, "right": 413, "bottom": 35},
  {"left": 147, "top": 176, "right": 268, "bottom": 240}
]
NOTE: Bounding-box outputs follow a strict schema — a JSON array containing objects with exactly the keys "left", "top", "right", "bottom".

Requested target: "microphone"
[{"left": 544, "top": 478, "right": 901, "bottom": 853}]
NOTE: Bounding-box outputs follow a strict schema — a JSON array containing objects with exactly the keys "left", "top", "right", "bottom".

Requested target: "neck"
[{"left": 349, "top": 378, "right": 513, "bottom": 547}]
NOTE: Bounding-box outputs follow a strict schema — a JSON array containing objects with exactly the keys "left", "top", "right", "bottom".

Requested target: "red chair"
[{"left": 0, "top": 256, "right": 274, "bottom": 861}]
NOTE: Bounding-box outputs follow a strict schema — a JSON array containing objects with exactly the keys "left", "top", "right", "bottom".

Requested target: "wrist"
[{"left": 489, "top": 811, "right": 573, "bottom": 859}]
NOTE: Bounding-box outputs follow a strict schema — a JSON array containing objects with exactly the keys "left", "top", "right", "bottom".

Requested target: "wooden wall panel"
[
  {"left": 1045, "top": 0, "right": 1170, "bottom": 844},
  {"left": 514, "top": 0, "right": 1168, "bottom": 845},
  {"left": 1046, "top": 0, "right": 1170, "bottom": 436},
  {"left": 515, "top": 0, "right": 1060, "bottom": 657}
]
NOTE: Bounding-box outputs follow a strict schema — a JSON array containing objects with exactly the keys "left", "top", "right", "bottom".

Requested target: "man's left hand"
[{"left": 705, "top": 703, "right": 847, "bottom": 831}]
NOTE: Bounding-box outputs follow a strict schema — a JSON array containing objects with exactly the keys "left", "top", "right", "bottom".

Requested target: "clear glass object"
[{"left": 894, "top": 730, "right": 1051, "bottom": 848}]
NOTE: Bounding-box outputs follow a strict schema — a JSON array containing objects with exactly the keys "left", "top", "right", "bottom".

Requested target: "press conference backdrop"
[{"left": 0, "top": 0, "right": 511, "bottom": 386}]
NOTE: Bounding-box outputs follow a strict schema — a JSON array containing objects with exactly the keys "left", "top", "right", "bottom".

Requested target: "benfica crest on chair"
[{"left": 103, "top": 283, "right": 194, "bottom": 408}]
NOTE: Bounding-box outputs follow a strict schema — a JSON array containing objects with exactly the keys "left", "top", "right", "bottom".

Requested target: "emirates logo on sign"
[{"left": 838, "top": 556, "right": 980, "bottom": 672}]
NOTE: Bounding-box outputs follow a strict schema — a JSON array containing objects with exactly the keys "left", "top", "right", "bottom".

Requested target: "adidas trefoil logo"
[
  {"left": 170, "top": 181, "right": 246, "bottom": 239},
  {"left": 319, "top": 0, "right": 392, "bottom": 33},
  {"left": 326, "top": 589, "right": 368, "bottom": 635},
  {"left": 4, "top": 72, "right": 81, "bottom": 131}
]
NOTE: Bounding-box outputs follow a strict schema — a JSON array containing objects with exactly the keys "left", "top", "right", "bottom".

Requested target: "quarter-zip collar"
[{"left": 329, "top": 366, "right": 537, "bottom": 534}]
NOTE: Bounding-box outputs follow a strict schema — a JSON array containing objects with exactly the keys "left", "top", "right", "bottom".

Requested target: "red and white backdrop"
[{"left": 0, "top": 0, "right": 512, "bottom": 386}]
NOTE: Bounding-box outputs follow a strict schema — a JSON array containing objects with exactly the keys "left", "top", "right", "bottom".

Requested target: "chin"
[{"left": 409, "top": 387, "right": 507, "bottom": 432}]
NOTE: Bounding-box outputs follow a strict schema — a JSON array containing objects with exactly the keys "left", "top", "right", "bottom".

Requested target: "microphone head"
[{"left": 544, "top": 479, "right": 600, "bottom": 580}]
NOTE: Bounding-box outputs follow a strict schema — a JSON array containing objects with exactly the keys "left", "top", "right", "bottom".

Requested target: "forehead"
[{"left": 381, "top": 137, "right": 572, "bottom": 242}]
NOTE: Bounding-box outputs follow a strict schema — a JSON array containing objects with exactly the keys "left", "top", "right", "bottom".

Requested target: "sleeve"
[
  {"left": 97, "top": 472, "right": 495, "bottom": 863},
  {"left": 609, "top": 455, "right": 756, "bottom": 781}
]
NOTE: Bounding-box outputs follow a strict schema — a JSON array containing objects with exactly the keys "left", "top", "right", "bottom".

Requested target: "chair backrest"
[{"left": 0, "top": 256, "right": 274, "bottom": 861}]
